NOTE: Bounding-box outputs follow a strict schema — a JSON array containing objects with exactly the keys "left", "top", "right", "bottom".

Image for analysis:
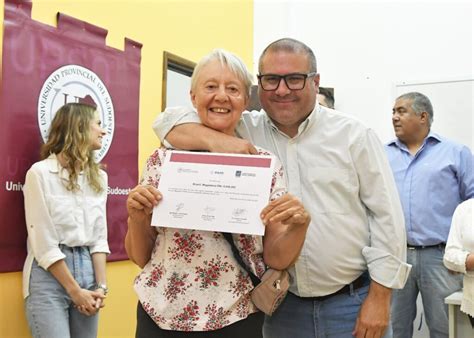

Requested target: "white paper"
[{"left": 151, "top": 150, "right": 275, "bottom": 235}]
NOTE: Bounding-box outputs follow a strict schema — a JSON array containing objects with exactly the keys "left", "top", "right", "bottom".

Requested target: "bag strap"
[{"left": 222, "top": 232, "right": 260, "bottom": 287}]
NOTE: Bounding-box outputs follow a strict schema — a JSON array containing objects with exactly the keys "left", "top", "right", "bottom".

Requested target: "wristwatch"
[{"left": 96, "top": 283, "right": 108, "bottom": 295}]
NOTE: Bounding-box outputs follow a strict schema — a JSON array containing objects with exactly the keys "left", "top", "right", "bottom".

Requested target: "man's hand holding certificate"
[{"left": 151, "top": 151, "right": 275, "bottom": 235}]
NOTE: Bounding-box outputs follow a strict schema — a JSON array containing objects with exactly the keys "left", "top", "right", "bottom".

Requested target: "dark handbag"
[{"left": 222, "top": 232, "right": 289, "bottom": 316}]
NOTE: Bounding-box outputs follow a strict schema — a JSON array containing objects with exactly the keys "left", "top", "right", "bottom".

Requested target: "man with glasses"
[{"left": 153, "top": 38, "right": 410, "bottom": 338}]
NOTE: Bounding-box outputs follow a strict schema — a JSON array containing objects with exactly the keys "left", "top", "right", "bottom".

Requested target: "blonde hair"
[
  {"left": 41, "top": 103, "right": 104, "bottom": 193},
  {"left": 190, "top": 48, "right": 253, "bottom": 98}
]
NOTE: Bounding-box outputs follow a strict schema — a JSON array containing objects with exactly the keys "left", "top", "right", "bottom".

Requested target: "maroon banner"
[{"left": 0, "top": 0, "right": 142, "bottom": 272}]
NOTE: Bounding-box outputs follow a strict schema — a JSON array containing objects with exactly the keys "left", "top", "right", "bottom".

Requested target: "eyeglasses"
[{"left": 257, "top": 72, "right": 317, "bottom": 91}]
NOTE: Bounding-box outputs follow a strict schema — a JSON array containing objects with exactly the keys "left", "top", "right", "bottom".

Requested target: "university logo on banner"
[
  {"left": 0, "top": 0, "right": 142, "bottom": 272},
  {"left": 38, "top": 65, "right": 115, "bottom": 162}
]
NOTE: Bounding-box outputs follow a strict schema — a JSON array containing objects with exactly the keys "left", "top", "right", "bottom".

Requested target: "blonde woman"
[{"left": 23, "top": 103, "right": 110, "bottom": 338}]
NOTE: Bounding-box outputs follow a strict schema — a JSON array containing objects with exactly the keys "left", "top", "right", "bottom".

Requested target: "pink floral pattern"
[
  {"left": 142, "top": 301, "right": 165, "bottom": 324},
  {"left": 168, "top": 231, "right": 203, "bottom": 263},
  {"left": 237, "top": 234, "right": 266, "bottom": 278},
  {"left": 229, "top": 270, "right": 252, "bottom": 297},
  {"left": 259, "top": 148, "right": 285, "bottom": 200},
  {"left": 234, "top": 294, "right": 252, "bottom": 318},
  {"left": 134, "top": 147, "right": 287, "bottom": 331},
  {"left": 170, "top": 300, "right": 200, "bottom": 331},
  {"left": 145, "top": 263, "right": 164, "bottom": 288},
  {"left": 139, "top": 148, "right": 167, "bottom": 186},
  {"left": 194, "top": 255, "right": 233, "bottom": 289},
  {"left": 203, "top": 303, "right": 231, "bottom": 331},
  {"left": 164, "top": 272, "right": 192, "bottom": 302}
]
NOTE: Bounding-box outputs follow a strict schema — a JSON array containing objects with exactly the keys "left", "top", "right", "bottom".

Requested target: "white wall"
[
  {"left": 254, "top": 0, "right": 473, "bottom": 145},
  {"left": 167, "top": 69, "right": 193, "bottom": 108}
]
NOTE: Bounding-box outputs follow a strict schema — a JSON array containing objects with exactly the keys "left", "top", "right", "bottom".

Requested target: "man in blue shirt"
[{"left": 386, "top": 92, "right": 474, "bottom": 338}]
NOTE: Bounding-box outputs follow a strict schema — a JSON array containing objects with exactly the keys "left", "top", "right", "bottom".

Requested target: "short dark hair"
[
  {"left": 258, "top": 38, "right": 317, "bottom": 73},
  {"left": 318, "top": 87, "right": 335, "bottom": 109}
]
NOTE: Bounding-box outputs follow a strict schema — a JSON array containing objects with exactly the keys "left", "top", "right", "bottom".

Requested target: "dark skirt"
[{"left": 136, "top": 301, "right": 264, "bottom": 338}]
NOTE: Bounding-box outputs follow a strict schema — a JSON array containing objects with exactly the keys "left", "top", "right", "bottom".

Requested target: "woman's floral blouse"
[{"left": 134, "top": 147, "right": 286, "bottom": 331}]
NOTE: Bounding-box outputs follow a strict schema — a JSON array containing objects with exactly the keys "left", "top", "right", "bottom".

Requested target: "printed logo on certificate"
[{"left": 151, "top": 151, "right": 275, "bottom": 235}]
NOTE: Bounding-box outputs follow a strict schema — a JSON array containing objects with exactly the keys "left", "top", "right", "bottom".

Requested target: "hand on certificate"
[
  {"left": 260, "top": 193, "right": 310, "bottom": 229},
  {"left": 127, "top": 185, "right": 162, "bottom": 224},
  {"left": 260, "top": 194, "right": 310, "bottom": 269}
]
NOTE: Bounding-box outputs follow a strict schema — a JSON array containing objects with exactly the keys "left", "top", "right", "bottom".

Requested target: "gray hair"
[
  {"left": 258, "top": 38, "right": 317, "bottom": 73},
  {"left": 397, "top": 92, "right": 434, "bottom": 126},
  {"left": 191, "top": 48, "right": 253, "bottom": 98}
]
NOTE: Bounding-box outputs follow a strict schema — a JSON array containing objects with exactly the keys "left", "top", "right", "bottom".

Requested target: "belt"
[
  {"left": 305, "top": 273, "right": 368, "bottom": 302},
  {"left": 407, "top": 243, "right": 445, "bottom": 250}
]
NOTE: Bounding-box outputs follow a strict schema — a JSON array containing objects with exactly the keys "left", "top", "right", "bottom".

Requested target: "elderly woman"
[
  {"left": 125, "top": 49, "right": 310, "bottom": 338},
  {"left": 443, "top": 199, "right": 474, "bottom": 327}
]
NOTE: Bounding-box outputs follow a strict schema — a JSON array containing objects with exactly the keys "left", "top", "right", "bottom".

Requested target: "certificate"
[{"left": 151, "top": 150, "right": 275, "bottom": 235}]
